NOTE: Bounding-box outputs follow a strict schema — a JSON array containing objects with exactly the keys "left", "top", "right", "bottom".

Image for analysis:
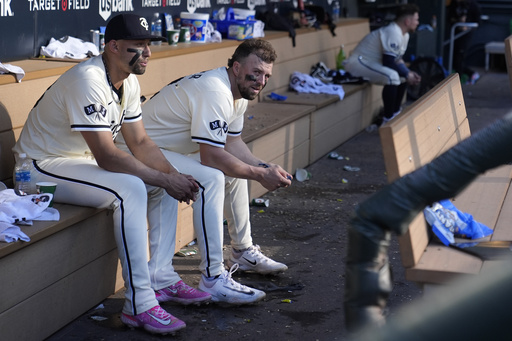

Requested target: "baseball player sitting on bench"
[
  {"left": 117, "top": 39, "right": 292, "bottom": 305},
  {"left": 13, "top": 14, "right": 209, "bottom": 335},
  {"left": 344, "top": 4, "right": 421, "bottom": 125}
]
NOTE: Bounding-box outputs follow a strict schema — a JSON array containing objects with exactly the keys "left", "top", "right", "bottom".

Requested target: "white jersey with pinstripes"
[
  {"left": 140, "top": 67, "right": 248, "bottom": 154},
  {"left": 13, "top": 55, "right": 142, "bottom": 160}
]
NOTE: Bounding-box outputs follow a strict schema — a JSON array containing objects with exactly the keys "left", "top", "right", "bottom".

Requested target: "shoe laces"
[
  {"left": 170, "top": 281, "right": 195, "bottom": 294},
  {"left": 245, "top": 244, "right": 266, "bottom": 259},
  {"left": 147, "top": 305, "right": 171, "bottom": 320},
  {"left": 221, "top": 263, "right": 246, "bottom": 290}
]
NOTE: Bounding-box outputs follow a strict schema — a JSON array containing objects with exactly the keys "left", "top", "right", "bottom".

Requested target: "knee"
[
  {"left": 388, "top": 73, "right": 401, "bottom": 86},
  {"left": 198, "top": 166, "right": 225, "bottom": 188},
  {"left": 119, "top": 175, "right": 148, "bottom": 199}
]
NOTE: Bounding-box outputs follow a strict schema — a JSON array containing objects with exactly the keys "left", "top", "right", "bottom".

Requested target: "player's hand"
[
  {"left": 163, "top": 173, "right": 199, "bottom": 204},
  {"left": 407, "top": 71, "right": 421, "bottom": 86},
  {"left": 259, "top": 164, "right": 293, "bottom": 191}
]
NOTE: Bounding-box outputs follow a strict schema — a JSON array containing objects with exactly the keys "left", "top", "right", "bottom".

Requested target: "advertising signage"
[{"left": 0, "top": 0, "right": 285, "bottom": 62}]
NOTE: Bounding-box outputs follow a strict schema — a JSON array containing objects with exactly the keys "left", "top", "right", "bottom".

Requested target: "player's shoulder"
[
  {"left": 187, "top": 67, "right": 229, "bottom": 90},
  {"left": 198, "top": 67, "right": 228, "bottom": 82},
  {"left": 380, "top": 21, "right": 401, "bottom": 36},
  {"left": 62, "top": 56, "right": 105, "bottom": 85}
]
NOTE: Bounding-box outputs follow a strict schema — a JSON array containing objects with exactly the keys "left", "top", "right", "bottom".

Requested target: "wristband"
[{"left": 258, "top": 163, "right": 270, "bottom": 168}]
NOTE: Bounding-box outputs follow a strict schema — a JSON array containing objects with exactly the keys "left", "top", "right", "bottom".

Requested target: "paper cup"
[
  {"left": 36, "top": 181, "right": 57, "bottom": 207},
  {"left": 179, "top": 27, "right": 191, "bottom": 43},
  {"left": 295, "top": 168, "right": 311, "bottom": 182},
  {"left": 167, "top": 29, "right": 180, "bottom": 45}
]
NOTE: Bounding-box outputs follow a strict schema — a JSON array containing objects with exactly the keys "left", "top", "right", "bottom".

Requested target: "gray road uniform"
[{"left": 344, "top": 21, "right": 409, "bottom": 85}]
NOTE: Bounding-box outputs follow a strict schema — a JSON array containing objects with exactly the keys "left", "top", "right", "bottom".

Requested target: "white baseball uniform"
[
  {"left": 344, "top": 21, "right": 409, "bottom": 85},
  {"left": 12, "top": 55, "right": 180, "bottom": 316},
  {"left": 117, "top": 67, "right": 254, "bottom": 278}
]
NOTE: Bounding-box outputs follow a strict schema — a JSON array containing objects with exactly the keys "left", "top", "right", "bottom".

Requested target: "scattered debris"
[
  {"left": 328, "top": 152, "right": 344, "bottom": 160},
  {"left": 295, "top": 168, "right": 311, "bottom": 182},
  {"left": 176, "top": 248, "right": 198, "bottom": 257},
  {"left": 90, "top": 316, "right": 108, "bottom": 321},
  {"left": 252, "top": 198, "right": 270, "bottom": 207},
  {"left": 343, "top": 165, "right": 360, "bottom": 172}
]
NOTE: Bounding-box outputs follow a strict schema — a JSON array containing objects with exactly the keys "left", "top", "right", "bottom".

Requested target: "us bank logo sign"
[
  {"left": 186, "top": 0, "right": 210, "bottom": 14},
  {"left": 247, "top": 0, "right": 265, "bottom": 10},
  {"left": 99, "top": 0, "right": 134, "bottom": 21},
  {"left": 1, "top": 0, "right": 13, "bottom": 16}
]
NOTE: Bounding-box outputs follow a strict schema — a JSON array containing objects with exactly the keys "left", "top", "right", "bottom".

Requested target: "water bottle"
[
  {"left": 14, "top": 153, "right": 33, "bottom": 194},
  {"left": 332, "top": 0, "right": 340, "bottom": 23},
  {"left": 151, "top": 13, "right": 162, "bottom": 45}
]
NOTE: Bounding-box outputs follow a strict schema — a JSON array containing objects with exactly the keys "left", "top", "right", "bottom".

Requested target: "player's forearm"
[
  {"left": 130, "top": 136, "right": 177, "bottom": 175},
  {"left": 97, "top": 148, "right": 172, "bottom": 187},
  {"left": 200, "top": 149, "right": 265, "bottom": 180},
  {"left": 224, "top": 137, "right": 260, "bottom": 165}
]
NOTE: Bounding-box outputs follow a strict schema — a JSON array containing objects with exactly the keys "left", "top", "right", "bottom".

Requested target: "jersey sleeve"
[
  {"left": 190, "top": 90, "right": 233, "bottom": 148},
  {"left": 380, "top": 24, "right": 405, "bottom": 58},
  {"left": 66, "top": 77, "right": 112, "bottom": 132}
]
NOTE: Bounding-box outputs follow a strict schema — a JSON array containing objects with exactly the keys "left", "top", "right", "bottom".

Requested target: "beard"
[
  {"left": 237, "top": 74, "right": 265, "bottom": 100},
  {"left": 238, "top": 85, "right": 259, "bottom": 100},
  {"left": 127, "top": 48, "right": 146, "bottom": 75},
  {"left": 131, "top": 63, "right": 146, "bottom": 75}
]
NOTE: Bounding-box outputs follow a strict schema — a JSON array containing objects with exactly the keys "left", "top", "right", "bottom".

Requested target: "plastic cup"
[
  {"left": 295, "top": 168, "right": 311, "bottom": 182},
  {"left": 36, "top": 181, "right": 57, "bottom": 207},
  {"left": 167, "top": 29, "right": 180, "bottom": 45}
]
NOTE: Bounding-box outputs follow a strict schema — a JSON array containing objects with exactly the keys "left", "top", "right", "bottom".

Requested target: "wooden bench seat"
[
  {"left": 262, "top": 82, "right": 382, "bottom": 164},
  {"left": 379, "top": 72, "right": 512, "bottom": 287}
]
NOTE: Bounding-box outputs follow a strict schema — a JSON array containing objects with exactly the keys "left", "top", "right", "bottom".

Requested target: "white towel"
[
  {"left": 0, "top": 222, "right": 30, "bottom": 243},
  {"left": 40, "top": 36, "right": 99, "bottom": 60},
  {"left": 0, "top": 189, "right": 60, "bottom": 243},
  {"left": 0, "top": 62, "right": 25, "bottom": 82},
  {"left": 289, "top": 71, "right": 345, "bottom": 100}
]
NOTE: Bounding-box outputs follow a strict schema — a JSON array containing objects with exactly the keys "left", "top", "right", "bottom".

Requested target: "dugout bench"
[{"left": 379, "top": 72, "right": 512, "bottom": 288}]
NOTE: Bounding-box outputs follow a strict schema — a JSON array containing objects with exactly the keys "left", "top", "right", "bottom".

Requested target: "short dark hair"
[
  {"left": 395, "top": 4, "right": 419, "bottom": 21},
  {"left": 227, "top": 39, "right": 277, "bottom": 68}
]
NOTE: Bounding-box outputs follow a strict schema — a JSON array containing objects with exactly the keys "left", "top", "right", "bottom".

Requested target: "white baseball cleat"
[
  {"left": 198, "top": 264, "right": 266, "bottom": 305},
  {"left": 227, "top": 244, "right": 288, "bottom": 275}
]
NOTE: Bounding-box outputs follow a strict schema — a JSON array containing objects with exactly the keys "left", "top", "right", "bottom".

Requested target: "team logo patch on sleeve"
[
  {"left": 210, "top": 120, "right": 228, "bottom": 136},
  {"left": 84, "top": 104, "right": 107, "bottom": 120}
]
